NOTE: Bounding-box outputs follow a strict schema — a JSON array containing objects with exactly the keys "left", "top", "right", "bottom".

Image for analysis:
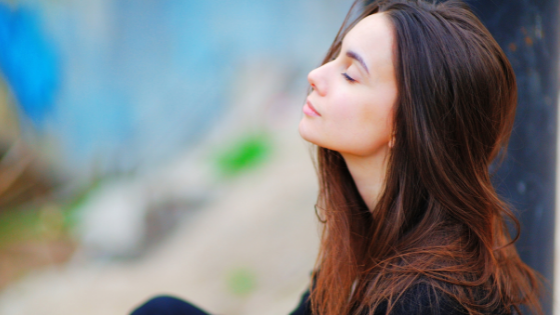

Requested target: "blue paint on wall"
[
  {"left": 0, "top": 0, "right": 351, "bottom": 176},
  {"left": 0, "top": 4, "right": 59, "bottom": 126}
]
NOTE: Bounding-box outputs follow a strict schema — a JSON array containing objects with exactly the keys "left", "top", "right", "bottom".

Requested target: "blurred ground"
[
  {"left": 0, "top": 1, "right": 353, "bottom": 313},
  {"left": 0, "top": 122, "right": 321, "bottom": 315}
]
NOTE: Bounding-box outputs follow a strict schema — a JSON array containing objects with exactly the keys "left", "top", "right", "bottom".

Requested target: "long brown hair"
[{"left": 309, "top": 0, "right": 542, "bottom": 314}]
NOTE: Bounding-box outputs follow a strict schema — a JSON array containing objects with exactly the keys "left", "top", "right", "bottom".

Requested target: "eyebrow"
[{"left": 346, "top": 50, "right": 369, "bottom": 74}]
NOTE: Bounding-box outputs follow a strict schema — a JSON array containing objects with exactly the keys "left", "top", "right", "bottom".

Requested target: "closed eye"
[{"left": 342, "top": 72, "right": 356, "bottom": 83}]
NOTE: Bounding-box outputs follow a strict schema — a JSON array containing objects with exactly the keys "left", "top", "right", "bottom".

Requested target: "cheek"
[
  {"left": 298, "top": 88, "right": 395, "bottom": 157},
  {"left": 327, "top": 91, "right": 361, "bottom": 124},
  {"left": 329, "top": 95, "right": 394, "bottom": 155},
  {"left": 332, "top": 92, "right": 389, "bottom": 134},
  {"left": 362, "top": 102, "right": 393, "bottom": 135}
]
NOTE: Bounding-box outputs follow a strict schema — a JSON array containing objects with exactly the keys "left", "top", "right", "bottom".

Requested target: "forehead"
[{"left": 342, "top": 13, "right": 395, "bottom": 71}]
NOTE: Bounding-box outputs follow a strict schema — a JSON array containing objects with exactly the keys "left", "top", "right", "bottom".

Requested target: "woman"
[{"left": 132, "top": 0, "right": 542, "bottom": 314}]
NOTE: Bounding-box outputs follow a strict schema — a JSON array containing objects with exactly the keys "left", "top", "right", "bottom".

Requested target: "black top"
[
  {"left": 130, "top": 281, "right": 507, "bottom": 315},
  {"left": 289, "top": 282, "right": 506, "bottom": 315}
]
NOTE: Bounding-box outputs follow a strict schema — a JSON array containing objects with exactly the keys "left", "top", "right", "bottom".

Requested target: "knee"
[{"left": 131, "top": 295, "right": 197, "bottom": 315}]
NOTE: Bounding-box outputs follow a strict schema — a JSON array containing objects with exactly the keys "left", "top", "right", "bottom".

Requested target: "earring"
[{"left": 388, "top": 132, "right": 396, "bottom": 148}]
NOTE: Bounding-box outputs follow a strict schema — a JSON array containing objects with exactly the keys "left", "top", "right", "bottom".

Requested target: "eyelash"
[{"left": 342, "top": 72, "right": 356, "bottom": 83}]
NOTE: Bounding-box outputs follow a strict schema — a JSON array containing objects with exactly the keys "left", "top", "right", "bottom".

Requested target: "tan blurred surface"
[{"left": 0, "top": 125, "right": 320, "bottom": 315}]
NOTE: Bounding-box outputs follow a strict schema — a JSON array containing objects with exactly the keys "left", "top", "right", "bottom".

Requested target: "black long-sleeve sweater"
[
  {"left": 289, "top": 282, "right": 507, "bottom": 315},
  {"left": 131, "top": 281, "right": 507, "bottom": 315}
]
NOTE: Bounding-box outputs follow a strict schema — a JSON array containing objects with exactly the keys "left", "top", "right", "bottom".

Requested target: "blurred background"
[
  {"left": 1, "top": 0, "right": 558, "bottom": 314},
  {"left": 0, "top": 0, "right": 355, "bottom": 314}
]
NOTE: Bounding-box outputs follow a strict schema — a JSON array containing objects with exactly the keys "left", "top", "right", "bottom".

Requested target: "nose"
[{"left": 307, "top": 65, "right": 326, "bottom": 96}]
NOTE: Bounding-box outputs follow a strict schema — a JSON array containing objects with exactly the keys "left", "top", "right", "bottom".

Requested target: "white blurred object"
[
  {"left": 73, "top": 152, "right": 216, "bottom": 258},
  {"left": 75, "top": 180, "right": 148, "bottom": 258}
]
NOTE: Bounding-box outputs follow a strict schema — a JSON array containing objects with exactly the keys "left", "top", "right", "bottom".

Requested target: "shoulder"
[
  {"left": 289, "top": 289, "right": 311, "bottom": 315},
  {"left": 290, "top": 282, "right": 468, "bottom": 315},
  {"left": 289, "top": 280, "right": 507, "bottom": 315},
  {"left": 373, "top": 282, "right": 467, "bottom": 315},
  {"left": 373, "top": 282, "right": 507, "bottom": 315}
]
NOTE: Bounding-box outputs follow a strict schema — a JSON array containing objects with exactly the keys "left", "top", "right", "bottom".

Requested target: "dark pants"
[{"left": 131, "top": 296, "right": 211, "bottom": 315}]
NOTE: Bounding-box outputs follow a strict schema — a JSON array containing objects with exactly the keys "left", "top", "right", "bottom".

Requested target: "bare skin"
[{"left": 299, "top": 13, "right": 397, "bottom": 211}]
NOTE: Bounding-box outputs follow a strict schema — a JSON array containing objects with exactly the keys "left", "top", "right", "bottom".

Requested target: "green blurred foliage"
[
  {"left": 226, "top": 267, "right": 258, "bottom": 297},
  {"left": 0, "top": 206, "right": 43, "bottom": 246},
  {"left": 0, "top": 180, "right": 100, "bottom": 248},
  {"left": 214, "top": 132, "right": 273, "bottom": 178}
]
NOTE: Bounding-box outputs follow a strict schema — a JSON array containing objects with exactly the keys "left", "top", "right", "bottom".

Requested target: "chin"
[
  {"left": 298, "top": 122, "right": 335, "bottom": 152},
  {"left": 298, "top": 118, "right": 317, "bottom": 144}
]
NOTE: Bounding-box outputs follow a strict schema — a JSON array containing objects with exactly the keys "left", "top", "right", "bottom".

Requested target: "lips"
[{"left": 303, "top": 100, "right": 321, "bottom": 117}]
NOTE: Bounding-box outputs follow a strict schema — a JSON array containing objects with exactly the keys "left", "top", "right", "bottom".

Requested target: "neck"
[{"left": 340, "top": 147, "right": 390, "bottom": 212}]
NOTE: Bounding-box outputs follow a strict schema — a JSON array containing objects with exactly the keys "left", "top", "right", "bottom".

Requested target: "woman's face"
[{"left": 299, "top": 13, "right": 398, "bottom": 158}]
